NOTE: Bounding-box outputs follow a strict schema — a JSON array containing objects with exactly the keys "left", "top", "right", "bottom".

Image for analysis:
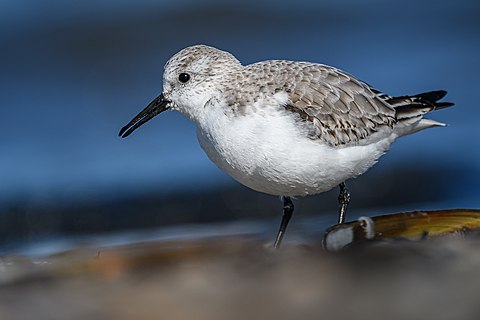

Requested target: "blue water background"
[{"left": 0, "top": 0, "right": 479, "bottom": 254}]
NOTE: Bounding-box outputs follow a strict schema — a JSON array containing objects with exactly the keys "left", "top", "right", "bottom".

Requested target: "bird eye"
[{"left": 179, "top": 73, "right": 190, "bottom": 83}]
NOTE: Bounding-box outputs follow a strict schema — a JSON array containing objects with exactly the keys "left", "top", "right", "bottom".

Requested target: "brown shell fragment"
[{"left": 323, "top": 209, "right": 480, "bottom": 251}]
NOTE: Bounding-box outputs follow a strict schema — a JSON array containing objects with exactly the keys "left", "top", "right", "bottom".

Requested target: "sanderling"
[{"left": 119, "top": 45, "right": 453, "bottom": 248}]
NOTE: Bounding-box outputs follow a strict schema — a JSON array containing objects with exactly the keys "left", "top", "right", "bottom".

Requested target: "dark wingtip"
[
  {"left": 435, "top": 90, "right": 447, "bottom": 100},
  {"left": 416, "top": 90, "right": 448, "bottom": 103},
  {"left": 416, "top": 90, "right": 454, "bottom": 110},
  {"left": 434, "top": 101, "right": 455, "bottom": 110}
]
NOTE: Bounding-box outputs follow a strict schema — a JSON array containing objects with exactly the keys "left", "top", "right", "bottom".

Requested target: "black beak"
[{"left": 119, "top": 94, "right": 171, "bottom": 138}]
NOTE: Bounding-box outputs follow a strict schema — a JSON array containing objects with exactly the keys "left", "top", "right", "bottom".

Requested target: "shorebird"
[{"left": 119, "top": 45, "right": 453, "bottom": 248}]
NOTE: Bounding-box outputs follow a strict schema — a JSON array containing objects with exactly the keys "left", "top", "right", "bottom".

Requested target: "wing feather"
[
  {"left": 281, "top": 63, "right": 396, "bottom": 145},
  {"left": 234, "top": 61, "right": 397, "bottom": 146}
]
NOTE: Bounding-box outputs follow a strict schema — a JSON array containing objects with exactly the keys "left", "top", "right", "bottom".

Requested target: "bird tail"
[{"left": 388, "top": 90, "right": 454, "bottom": 135}]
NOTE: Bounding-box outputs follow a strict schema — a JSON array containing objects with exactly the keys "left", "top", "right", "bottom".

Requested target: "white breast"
[{"left": 195, "top": 99, "right": 395, "bottom": 197}]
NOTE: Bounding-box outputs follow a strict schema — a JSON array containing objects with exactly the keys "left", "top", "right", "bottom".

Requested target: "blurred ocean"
[{"left": 0, "top": 0, "right": 479, "bottom": 252}]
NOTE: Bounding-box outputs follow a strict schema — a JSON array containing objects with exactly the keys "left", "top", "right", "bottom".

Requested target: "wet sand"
[{"left": 1, "top": 227, "right": 480, "bottom": 320}]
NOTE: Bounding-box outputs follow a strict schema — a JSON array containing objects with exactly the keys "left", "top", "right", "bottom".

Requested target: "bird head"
[{"left": 119, "top": 45, "right": 241, "bottom": 138}]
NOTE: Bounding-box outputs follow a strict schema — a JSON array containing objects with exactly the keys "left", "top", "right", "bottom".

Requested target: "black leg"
[
  {"left": 338, "top": 182, "right": 350, "bottom": 224},
  {"left": 273, "top": 196, "right": 294, "bottom": 249}
]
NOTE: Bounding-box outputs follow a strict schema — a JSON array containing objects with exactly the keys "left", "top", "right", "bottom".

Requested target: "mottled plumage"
[{"left": 230, "top": 61, "right": 399, "bottom": 146}]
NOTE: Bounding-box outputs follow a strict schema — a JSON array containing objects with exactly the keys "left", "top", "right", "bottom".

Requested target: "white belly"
[{"left": 196, "top": 107, "right": 394, "bottom": 197}]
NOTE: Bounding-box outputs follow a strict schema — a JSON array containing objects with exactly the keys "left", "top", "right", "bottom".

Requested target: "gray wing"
[{"left": 279, "top": 62, "right": 397, "bottom": 146}]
